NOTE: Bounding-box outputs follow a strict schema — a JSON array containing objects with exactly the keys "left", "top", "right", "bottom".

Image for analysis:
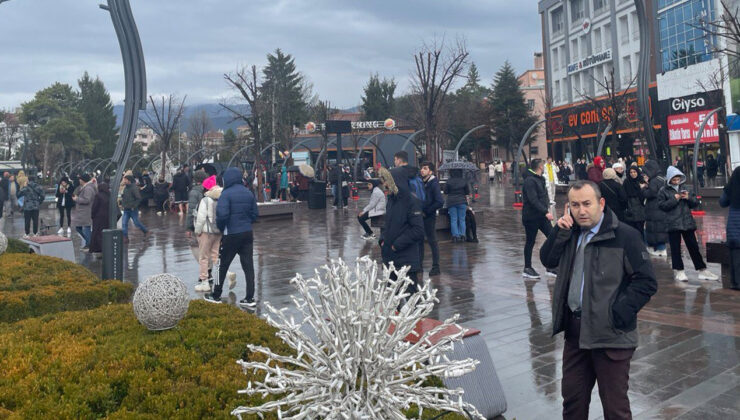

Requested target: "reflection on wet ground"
[{"left": 2, "top": 177, "right": 738, "bottom": 419}]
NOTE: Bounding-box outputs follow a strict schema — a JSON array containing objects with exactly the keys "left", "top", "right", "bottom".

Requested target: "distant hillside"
[{"left": 113, "top": 103, "right": 248, "bottom": 132}]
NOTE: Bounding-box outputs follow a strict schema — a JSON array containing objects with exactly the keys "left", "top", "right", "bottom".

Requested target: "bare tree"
[
  {"left": 577, "top": 68, "right": 637, "bottom": 157},
  {"left": 411, "top": 37, "right": 469, "bottom": 163},
  {"left": 2, "top": 112, "right": 20, "bottom": 160},
  {"left": 187, "top": 109, "right": 212, "bottom": 163},
  {"left": 222, "top": 65, "right": 266, "bottom": 200},
  {"left": 140, "top": 94, "right": 186, "bottom": 180}
]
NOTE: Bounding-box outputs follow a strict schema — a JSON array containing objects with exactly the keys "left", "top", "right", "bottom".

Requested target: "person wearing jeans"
[
  {"left": 120, "top": 175, "right": 148, "bottom": 242},
  {"left": 443, "top": 168, "right": 470, "bottom": 242},
  {"left": 521, "top": 159, "right": 554, "bottom": 279},
  {"left": 17, "top": 176, "right": 45, "bottom": 237},
  {"left": 205, "top": 167, "right": 259, "bottom": 307}
]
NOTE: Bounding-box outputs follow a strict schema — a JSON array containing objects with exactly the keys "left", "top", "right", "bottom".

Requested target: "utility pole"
[{"left": 271, "top": 86, "right": 276, "bottom": 165}]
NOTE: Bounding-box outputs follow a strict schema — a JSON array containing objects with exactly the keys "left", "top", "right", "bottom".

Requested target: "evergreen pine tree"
[
  {"left": 361, "top": 74, "right": 397, "bottom": 120},
  {"left": 78, "top": 72, "right": 118, "bottom": 158},
  {"left": 261, "top": 49, "right": 309, "bottom": 146},
  {"left": 488, "top": 62, "right": 537, "bottom": 161}
]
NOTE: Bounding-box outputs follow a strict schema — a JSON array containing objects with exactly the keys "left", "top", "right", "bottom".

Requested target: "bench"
[
  {"left": 256, "top": 201, "right": 297, "bottom": 220},
  {"left": 21, "top": 235, "right": 75, "bottom": 262},
  {"left": 706, "top": 242, "right": 733, "bottom": 289}
]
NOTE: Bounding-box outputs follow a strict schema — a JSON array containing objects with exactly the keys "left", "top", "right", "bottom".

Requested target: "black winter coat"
[
  {"left": 55, "top": 183, "right": 75, "bottom": 209},
  {"left": 642, "top": 161, "right": 668, "bottom": 244},
  {"left": 421, "top": 175, "right": 444, "bottom": 218},
  {"left": 89, "top": 184, "right": 110, "bottom": 253},
  {"left": 443, "top": 176, "right": 469, "bottom": 208},
  {"left": 599, "top": 179, "right": 627, "bottom": 221},
  {"left": 657, "top": 186, "right": 699, "bottom": 232},
  {"left": 172, "top": 172, "right": 189, "bottom": 193},
  {"left": 623, "top": 175, "right": 646, "bottom": 222},
  {"left": 380, "top": 168, "right": 425, "bottom": 272},
  {"left": 521, "top": 171, "right": 549, "bottom": 222},
  {"left": 154, "top": 182, "right": 170, "bottom": 202},
  {"left": 540, "top": 209, "right": 657, "bottom": 349}
]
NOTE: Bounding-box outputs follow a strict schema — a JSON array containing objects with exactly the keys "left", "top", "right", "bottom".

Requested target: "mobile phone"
[{"left": 566, "top": 203, "right": 572, "bottom": 218}]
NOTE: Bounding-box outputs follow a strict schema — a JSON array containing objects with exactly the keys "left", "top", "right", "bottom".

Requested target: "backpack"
[{"left": 408, "top": 175, "right": 426, "bottom": 203}]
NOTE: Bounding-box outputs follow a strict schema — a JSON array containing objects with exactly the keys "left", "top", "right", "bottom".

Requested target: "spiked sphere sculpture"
[{"left": 233, "top": 257, "right": 484, "bottom": 419}]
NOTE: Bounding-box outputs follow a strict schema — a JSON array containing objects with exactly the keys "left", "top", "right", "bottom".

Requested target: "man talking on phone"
[{"left": 540, "top": 180, "right": 657, "bottom": 420}]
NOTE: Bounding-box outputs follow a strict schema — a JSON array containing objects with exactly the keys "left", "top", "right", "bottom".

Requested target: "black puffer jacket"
[
  {"left": 380, "top": 167, "right": 425, "bottom": 272},
  {"left": 521, "top": 170, "right": 549, "bottom": 222},
  {"left": 658, "top": 166, "right": 699, "bottom": 232},
  {"left": 642, "top": 160, "right": 668, "bottom": 244},
  {"left": 540, "top": 209, "right": 657, "bottom": 349}
]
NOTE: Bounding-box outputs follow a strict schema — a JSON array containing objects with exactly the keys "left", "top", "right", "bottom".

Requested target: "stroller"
[{"left": 465, "top": 207, "right": 479, "bottom": 243}]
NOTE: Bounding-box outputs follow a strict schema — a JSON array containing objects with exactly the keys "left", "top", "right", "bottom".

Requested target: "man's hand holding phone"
[{"left": 557, "top": 203, "right": 574, "bottom": 230}]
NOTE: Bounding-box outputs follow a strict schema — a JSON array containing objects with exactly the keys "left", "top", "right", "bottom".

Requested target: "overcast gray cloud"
[{"left": 0, "top": 0, "right": 541, "bottom": 110}]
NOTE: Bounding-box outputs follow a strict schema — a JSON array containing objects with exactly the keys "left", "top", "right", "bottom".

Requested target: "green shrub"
[
  {"left": 5, "top": 238, "right": 30, "bottom": 254},
  {"left": 0, "top": 253, "right": 133, "bottom": 323},
  {"left": 0, "top": 301, "right": 466, "bottom": 419}
]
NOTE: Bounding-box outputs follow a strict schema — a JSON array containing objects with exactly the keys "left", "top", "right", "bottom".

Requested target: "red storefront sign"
[{"left": 667, "top": 110, "right": 719, "bottom": 146}]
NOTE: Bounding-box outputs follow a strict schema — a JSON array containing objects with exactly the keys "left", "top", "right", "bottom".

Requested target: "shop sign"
[
  {"left": 567, "top": 49, "right": 612, "bottom": 74},
  {"left": 667, "top": 110, "right": 719, "bottom": 146},
  {"left": 304, "top": 119, "right": 396, "bottom": 133}
]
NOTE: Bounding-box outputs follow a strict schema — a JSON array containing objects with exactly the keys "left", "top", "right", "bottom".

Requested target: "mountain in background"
[
  {"left": 114, "top": 103, "right": 363, "bottom": 132},
  {"left": 113, "top": 103, "right": 248, "bottom": 133}
]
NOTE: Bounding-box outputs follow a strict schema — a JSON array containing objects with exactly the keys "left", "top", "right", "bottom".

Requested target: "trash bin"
[{"left": 308, "top": 180, "right": 326, "bottom": 209}]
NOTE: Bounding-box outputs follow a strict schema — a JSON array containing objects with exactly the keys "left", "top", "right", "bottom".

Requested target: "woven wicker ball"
[
  {"left": 132, "top": 273, "right": 190, "bottom": 331},
  {"left": 0, "top": 231, "right": 7, "bottom": 255}
]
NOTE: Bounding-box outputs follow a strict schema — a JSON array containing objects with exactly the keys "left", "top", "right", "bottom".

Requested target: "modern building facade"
[
  {"left": 517, "top": 52, "right": 548, "bottom": 160},
  {"left": 539, "top": 0, "right": 660, "bottom": 161}
]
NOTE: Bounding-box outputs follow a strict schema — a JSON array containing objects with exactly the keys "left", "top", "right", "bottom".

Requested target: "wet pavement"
[{"left": 1, "top": 177, "right": 738, "bottom": 419}]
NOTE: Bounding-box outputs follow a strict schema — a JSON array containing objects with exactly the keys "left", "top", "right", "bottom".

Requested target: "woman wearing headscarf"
[
  {"left": 587, "top": 156, "right": 605, "bottom": 183},
  {"left": 720, "top": 166, "right": 740, "bottom": 290},
  {"left": 89, "top": 183, "right": 110, "bottom": 254},
  {"left": 623, "top": 165, "right": 647, "bottom": 237}
]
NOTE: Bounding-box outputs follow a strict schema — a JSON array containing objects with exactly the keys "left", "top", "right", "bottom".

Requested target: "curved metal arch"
[
  {"left": 314, "top": 138, "right": 337, "bottom": 171},
  {"left": 184, "top": 146, "right": 216, "bottom": 166},
  {"left": 226, "top": 145, "right": 254, "bottom": 168},
  {"left": 454, "top": 125, "right": 487, "bottom": 159},
  {"left": 693, "top": 107, "right": 723, "bottom": 194},
  {"left": 82, "top": 158, "right": 104, "bottom": 173},
  {"left": 281, "top": 139, "right": 316, "bottom": 171},
  {"left": 596, "top": 122, "right": 613, "bottom": 158},
  {"left": 129, "top": 154, "right": 150, "bottom": 171},
  {"left": 513, "top": 119, "right": 546, "bottom": 190},
  {"left": 400, "top": 129, "right": 425, "bottom": 156},
  {"left": 353, "top": 132, "right": 387, "bottom": 175},
  {"left": 53, "top": 160, "right": 74, "bottom": 177},
  {"left": 93, "top": 158, "right": 113, "bottom": 174},
  {"left": 259, "top": 141, "right": 282, "bottom": 156}
]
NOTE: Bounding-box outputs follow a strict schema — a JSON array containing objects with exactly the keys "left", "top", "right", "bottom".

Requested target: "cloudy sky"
[{"left": 0, "top": 0, "right": 541, "bottom": 111}]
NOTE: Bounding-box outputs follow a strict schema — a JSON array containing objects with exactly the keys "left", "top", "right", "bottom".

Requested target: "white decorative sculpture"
[
  {"left": 0, "top": 231, "right": 6, "bottom": 255},
  {"left": 232, "top": 257, "right": 484, "bottom": 419},
  {"left": 132, "top": 273, "right": 189, "bottom": 331}
]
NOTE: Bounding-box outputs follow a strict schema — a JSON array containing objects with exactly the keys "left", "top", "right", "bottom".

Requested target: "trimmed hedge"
[
  {"left": 0, "top": 253, "right": 133, "bottom": 323},
  {"left": 0, "top": 301, "right": 466, "bottom": 419},
  {"left": 5, "top": 238, "right": 30, "bottom": 254}
]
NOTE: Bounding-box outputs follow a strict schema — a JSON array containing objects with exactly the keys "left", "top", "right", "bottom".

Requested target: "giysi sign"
[{"left": 671, "top": 97, "right": 706, "bottom": 113}]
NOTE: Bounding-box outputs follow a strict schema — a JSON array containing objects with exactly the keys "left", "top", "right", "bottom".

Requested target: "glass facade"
[{"left": 658, "top": 0, "right": 715, "bottom": 72}]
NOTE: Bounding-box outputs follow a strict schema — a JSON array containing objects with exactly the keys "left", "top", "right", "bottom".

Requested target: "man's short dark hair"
[
  {"left": 420, "top": 161, "right": 435, "bottom": 172},
  {"left": 568, "top": 180, "right": 602, "bottom": 200},
  {"left": 394, "top": 151, "right": 408, "bottom": 164},
  {"left": 530, "top": 159, "right": 543, "bottom": 171}
]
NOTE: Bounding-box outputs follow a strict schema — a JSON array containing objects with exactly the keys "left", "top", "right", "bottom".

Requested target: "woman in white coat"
[
  {"left": 357, "top": 178, "right": 386, "bottom": 240},
  {"left": 194, "top": 178, "right": 225, "bottom": 292}
]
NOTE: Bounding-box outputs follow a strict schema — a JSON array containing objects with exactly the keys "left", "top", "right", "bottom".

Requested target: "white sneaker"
[
  {"left": 156, "top": 211, "right": 162, "bottom": 216},
  {"left": 697, "top": 269, "right": 719, "bottom": 281},
  {"left": 57, "top": 228, "right": 64, "bottom": 235},
  {"left": 674, "top": 270, "right": 688, "bottom": 282},
  {"left": 66, "top": 227, "right": 72, "bottom": 236},
  {"left": 658, "top": 249, "right": 668, "bottom": 257},
  {"left": 21, "top": 234, "right": 29, "bottom": 239},
  {"left": 228, "top": 271, "right": 237, "bottom": 290},
  {"left": 646, "top": 247, "right": 660, "bottom": 257},
  {"left": 194, "top": 281, "right": 211, "bottom": 292}
]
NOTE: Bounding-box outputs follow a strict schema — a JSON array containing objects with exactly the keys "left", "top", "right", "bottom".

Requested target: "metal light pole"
[
  {"left": 453, "top": 125, "right": 487, "bottom": 160},
  {"left": 691, "top": 107, "right": 723, "bottom": 217},
  {"left": 512, "top": 119, "right": 546, "bottom": 207},
  {"left": 100, "top": 0, "right": 147, "bottom": 281}
]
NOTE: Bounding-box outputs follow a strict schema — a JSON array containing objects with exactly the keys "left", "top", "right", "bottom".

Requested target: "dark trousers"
[
  {"left": 729, "top": 247, "right": 740, "bottom": 289},
  {"left": 562, "top": 313, "right": 634, "bottom": 420},
  {"left": 358, "top": 212, "right": 373, "bottom": 235},
  {"left": 24, "top": 210, "right": 39, "bottom": 235},
  {"left": 419, "top": 215, "right": 440, "bottom": 271},
  {"left": 523, "top": 216, "right": 552, "bottom": 268},
  {"left": 58, "top": 207, "right": 71, "bottom": 228},
  {"left": 668, "top": 230, "right": 707, "bottom": 271},
  {"left": 213, "top": 231, "right": 254, "bottom": 300},
  {"left": 625, "top": 221, "right": 644, "bottom": 238}
]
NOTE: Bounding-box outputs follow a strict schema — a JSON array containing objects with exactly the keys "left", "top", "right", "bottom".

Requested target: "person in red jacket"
[{"left": 587, "top": 156, "right": 606, "bottom": 183}]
